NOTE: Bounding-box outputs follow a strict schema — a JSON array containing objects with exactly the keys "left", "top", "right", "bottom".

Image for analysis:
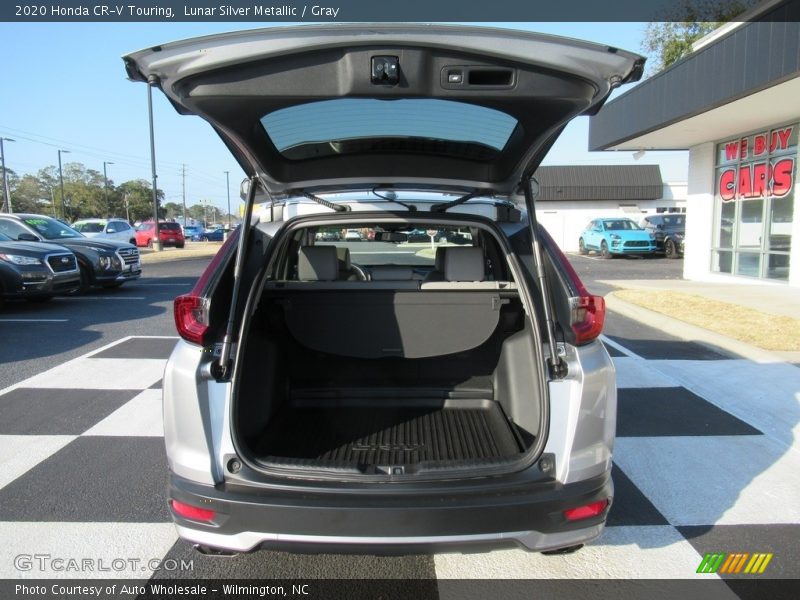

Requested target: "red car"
[{"left": 135, "top": 221, "right": 185, "bottom": 248}]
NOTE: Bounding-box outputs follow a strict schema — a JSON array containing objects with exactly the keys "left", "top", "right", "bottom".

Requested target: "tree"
[
  {"left": 116, "top": 179, "right": 166, "bottom": 223},
  {"left": 642, "top": 0, "right": 753, "bottom": 74}
]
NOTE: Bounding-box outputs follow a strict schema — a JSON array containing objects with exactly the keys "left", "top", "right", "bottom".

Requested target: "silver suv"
[{"left": 125, "top": 24, "right": 642, "bottom": 555}]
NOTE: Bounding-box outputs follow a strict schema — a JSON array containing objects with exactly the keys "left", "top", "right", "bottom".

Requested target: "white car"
[
  {"left": 72, "top": 218, "right": 136, "bottom": 245},
  {"left": 344, "top": 229, "right": 362, "bottom": 241}
]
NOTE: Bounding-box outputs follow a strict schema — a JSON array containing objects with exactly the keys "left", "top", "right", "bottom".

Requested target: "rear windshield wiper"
[
  {"left": 296, "top": 191, "right": 350, "bottom": 212},
  {"left": 430, "top": 189, "right": 488, "bottom": 213},
  {"left": 371, "top": 188, "right": 417, "bottom": 211}
]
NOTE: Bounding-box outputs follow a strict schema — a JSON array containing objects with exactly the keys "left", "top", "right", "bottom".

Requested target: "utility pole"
[
  {"left": 181, "top": 164, "right": 187, "bottom": 227},
  {"left": 0, "top": 137, "right": 14, "bottom": 213},
  {"left": 124, "top": 193, "right": 130, "bottom": 223},
  {"left": 224, "top": 171, "right": 231, "bottom": 230},
  {"left": 103, "top": 161, "right": 114, "bottom": 217},
  {"left": 57, "top": 149, "right": 70, "bottom": 219}
]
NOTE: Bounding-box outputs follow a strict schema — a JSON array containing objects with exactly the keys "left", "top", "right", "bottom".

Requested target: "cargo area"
[{"left": 233, "top": 272, "right": 543, "bottom": 475}]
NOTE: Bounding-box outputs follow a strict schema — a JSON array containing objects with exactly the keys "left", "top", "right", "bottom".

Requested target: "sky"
[{"left": 0, "top": 21, "right": 689, "bottom": 214}]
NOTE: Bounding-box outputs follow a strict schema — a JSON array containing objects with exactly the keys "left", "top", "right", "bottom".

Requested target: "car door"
[{"left": 586, "top": 221, "right": 602, "bottom": 249}]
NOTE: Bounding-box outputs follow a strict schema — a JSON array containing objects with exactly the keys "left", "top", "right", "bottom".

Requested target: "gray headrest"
[
  {"left": 370, "top": 266, "right": 414, "bottom": 281},
  {"left": 434, "top": 246, "right": 447, "bottom": 271},
  {"left": 336, "top": 246, "right": 352, "bottom": 270},
  {"left": 444, "top": 247, "right": 485, "bottom": 282},
  {"left": 298, "top": 246, "right": 338, "bottom": 281}
]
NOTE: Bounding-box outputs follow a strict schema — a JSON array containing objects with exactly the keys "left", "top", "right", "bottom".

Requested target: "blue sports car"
[{"left": 578, "top": 218, "right": 656, "bottom": 258}]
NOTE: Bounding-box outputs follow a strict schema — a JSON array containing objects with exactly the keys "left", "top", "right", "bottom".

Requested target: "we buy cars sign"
[{"left": 717, "top": 125, "right": 796, "bottom": 202}]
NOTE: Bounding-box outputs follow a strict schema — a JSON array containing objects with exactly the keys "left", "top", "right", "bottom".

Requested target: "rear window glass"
[
  {"left": 161, "top": 223, "right": 181, "bottom": 231},
  {"left": 314, "top": 226, "right": 473, "bottom": 267},
  {"left": 261, "top": 99, "right": 518, "bottom": 157}
]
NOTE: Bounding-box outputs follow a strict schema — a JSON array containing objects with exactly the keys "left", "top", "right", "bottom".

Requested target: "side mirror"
[
  {"left": 106, "top": 227, "right": 116, "bottom": 233},
  {"left": 17, "top": 233, "right": 38, "bottom": 242}
]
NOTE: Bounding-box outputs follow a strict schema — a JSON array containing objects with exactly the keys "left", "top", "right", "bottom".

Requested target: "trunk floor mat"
[{"left": 256, "top": 402, "right": 522, "bottom": 466}]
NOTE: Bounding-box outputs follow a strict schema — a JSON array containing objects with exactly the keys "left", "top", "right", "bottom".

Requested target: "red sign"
[{"left": 717, "top": 126, "right": 796, "bottom": 202}]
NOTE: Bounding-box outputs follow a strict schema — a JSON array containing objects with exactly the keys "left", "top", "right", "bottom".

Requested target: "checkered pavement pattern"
[{"left": 1, "top": 335, "right": 798, "bottom": 580}]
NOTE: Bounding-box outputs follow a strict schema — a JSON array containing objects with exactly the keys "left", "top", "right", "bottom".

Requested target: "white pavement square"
[
  {"left": 0, "top": 435, "right": 76, "bottom": 490},
  {"left": 614, "top": 435, "right": 800, "bottom": 526},
  {"left": 0, "top": 522, "right": 178, "bottom": 579},
  {"left": 18, "top": 358, "right": 166, "bottom": 390},
  {"left": 433, "top": 526, "right": 706, "bottom": 579},
  {"left": 648, "top": 359, "right": 800, "bottom": 450},
  {"left": 83, "top": 389, "right": 164, "bottom": 437},
  {"left": 612, "top": 357, "right": 683, "bottom": 389}
]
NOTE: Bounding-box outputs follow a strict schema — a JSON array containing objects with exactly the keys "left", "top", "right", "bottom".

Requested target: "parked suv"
[
  {"left": 0, "top": 232, "right": 80, "bottom": 305},
  {"left": 0, "top": 214, "right": 141, "bottom": 291},
  {"left": 72, "top": 218, "right": 137, "bottom": 245},
  {"left": 136, "top": 221, "right": 185, "bottom": 248},
  {"left": 640, "top": 214, "right": 685, "bottom": 259},
  {"left": 125, "top": 24, "right": 644, "bottom": 555}
]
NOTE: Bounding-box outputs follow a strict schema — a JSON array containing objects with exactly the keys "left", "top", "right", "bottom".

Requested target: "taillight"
[
  {"left": 170, "top": 499, "right": 215, "bottom": 522},
  {"left": 174, "top": 294, "right": 208, "bottom": 345},
  {"left": 173, "top": 228, "right": 240, "bottom": 344},
  {"left": 538, "top": 226, "right": 606, "bottom": 345},
  {"left": 570, "top": 294, "right": 606, "bottom": 345},
  {"left": 563, "top": 499, "right": 608, "bottom": 521}
]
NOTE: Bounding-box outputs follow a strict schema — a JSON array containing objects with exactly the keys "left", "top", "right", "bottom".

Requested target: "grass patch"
[
  {"left": 613, "top": 289, "right": 800, "bottom": 351},
  {"left": 139, "top": 242, "right": 222, "bottom": 265}
]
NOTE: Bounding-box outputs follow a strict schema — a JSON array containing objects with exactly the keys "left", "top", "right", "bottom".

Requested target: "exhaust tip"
[{"left": 192, "top": 544, "right": 238, "bottom": 557}]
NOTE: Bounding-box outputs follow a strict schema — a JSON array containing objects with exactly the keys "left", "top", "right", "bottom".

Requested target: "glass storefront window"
[{"left": 713, "top": 123, "right": 797, "bottom": 281}]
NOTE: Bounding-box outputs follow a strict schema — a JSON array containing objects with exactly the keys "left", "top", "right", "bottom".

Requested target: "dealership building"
[
  {"left": 590, "top": 0, "right": 800, "bottom": 285},
  {"left": 533, "top": 165, "right": 686, "bottom": 252}
]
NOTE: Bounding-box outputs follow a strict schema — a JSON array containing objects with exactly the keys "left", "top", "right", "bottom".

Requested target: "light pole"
[
  {"left": 0, "top": 137, "right": 14, "bottom": 213},
  {"left": 224, "top": 171, "right": 231, "bottom": 230},
  {"left": 147, "top": 76, "right": 161, "bottom": 251},
  {"left": 57, "top": 149, "right": 70, "bottom": 219},
  {"left": 103, "top": 161, "right": 114, "bottom": 217}
]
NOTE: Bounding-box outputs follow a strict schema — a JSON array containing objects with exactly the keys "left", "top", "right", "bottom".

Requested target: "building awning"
[
  {"left": 588, "top": 0, "right": 800, "bottom": 151},
  {"left": 533, "top": 165, "right": 663, "bottom": 201}
]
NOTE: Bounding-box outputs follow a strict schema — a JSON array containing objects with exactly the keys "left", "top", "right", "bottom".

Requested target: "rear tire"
[
  {"left": 25, "top": 295, "right": 53, "bottom": 303},
  {"left": 600, "top": 240, "right": 612, "bottom": 259},
  {"left": 578, "top": 238, "right": 588, "bottom": 255},
  {"left": 102, "top": 282, "right": 124, "bottom": 289},
  {"left": 177, "top": 243, "right": 185, "bottom": 249},
  {"left": 665, "top": 239, "right": 678, "bottom": 259},
  {"left": 146, "top": 239, "right": 153, "bottom": 249}
]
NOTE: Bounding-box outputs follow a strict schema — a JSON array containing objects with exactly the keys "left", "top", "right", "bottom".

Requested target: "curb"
[{"left": 604, "top": 292, "right": 789, "bottom": 364}]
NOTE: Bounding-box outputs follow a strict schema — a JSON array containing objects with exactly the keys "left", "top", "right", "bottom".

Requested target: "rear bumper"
[{"left": 168, "top": 470, "right": 612, "bottom": 554}]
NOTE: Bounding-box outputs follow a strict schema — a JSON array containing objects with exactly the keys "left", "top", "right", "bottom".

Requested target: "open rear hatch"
[{"left": 129, "top": 25, "right": 643, "bottom": 480}]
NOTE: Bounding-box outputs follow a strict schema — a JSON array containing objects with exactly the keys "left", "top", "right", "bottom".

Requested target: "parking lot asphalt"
[
  {"left": 1, "top": 250, "right": 798, "bottom": 586},
  {"left": 0, "top": 258, "right": 209, "bottom": 390}
]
